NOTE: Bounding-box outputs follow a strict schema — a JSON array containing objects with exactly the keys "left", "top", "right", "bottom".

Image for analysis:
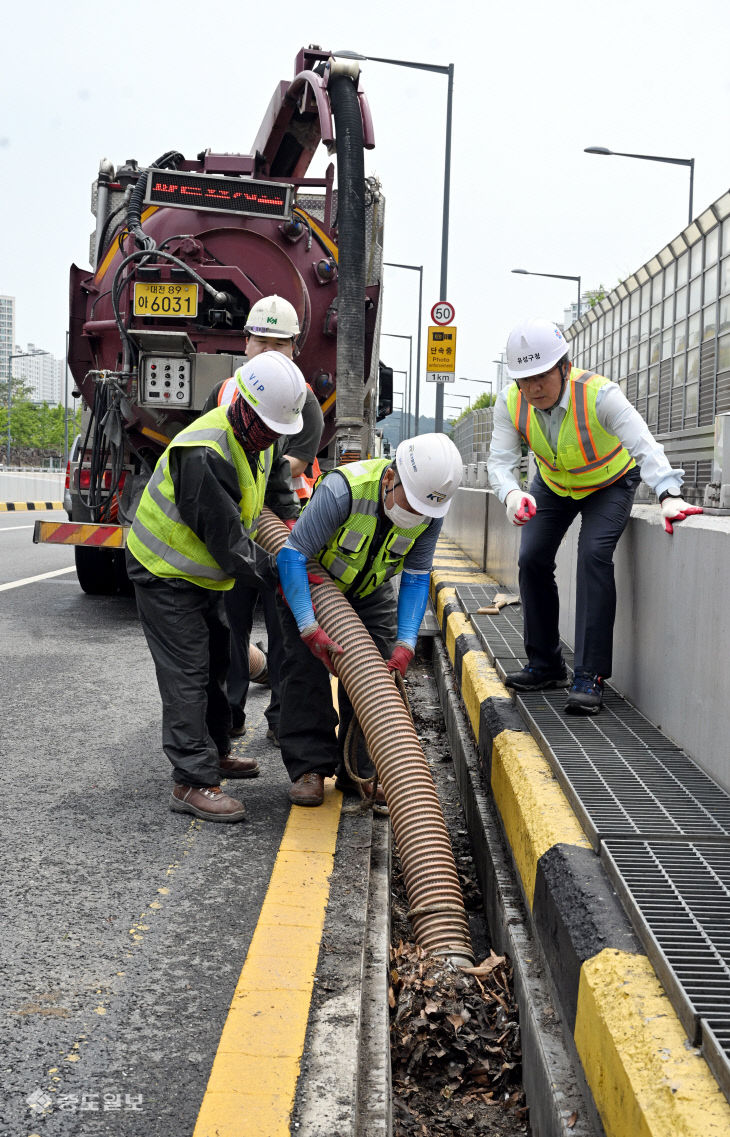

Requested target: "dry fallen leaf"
[{"left": 568, "top": 1109, "right": 579, "bottom": 1128}]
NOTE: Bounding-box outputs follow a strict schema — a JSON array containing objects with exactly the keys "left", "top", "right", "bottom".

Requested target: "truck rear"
[{"left": 35, "top": 47, "right": 386, "bottom": 593}]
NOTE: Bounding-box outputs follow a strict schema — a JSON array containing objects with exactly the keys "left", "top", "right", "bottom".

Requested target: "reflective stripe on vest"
[
  {"left": 217, "top": 377, "right": 238, "bottom": 407},
  {"left": 127, "top": 406, "right": 272, "bottom": 589},
  {"left": 292, "top": 455, "right": 322, "bottom": 500},
  {"left": 506, "top": 369, "right": 635, "bottom": 499},
  {"left": 317, "top": 459, "right": 430, "bottom": 598}
]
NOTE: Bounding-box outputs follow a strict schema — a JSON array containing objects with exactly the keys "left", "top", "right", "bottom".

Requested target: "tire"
[{"left": 74, "top": 545, "right": 118, "bottom": 595}]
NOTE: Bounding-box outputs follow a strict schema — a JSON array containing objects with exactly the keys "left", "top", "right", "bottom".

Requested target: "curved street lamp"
[
  {"left": 512, "top": 268, "right": 582, "bottom": 318},
  {"left": 584, "top": 146, "right": 694, "bottom": 226},
  {"left": 334, "top": 49, "right": 454, "bottom": 432}
]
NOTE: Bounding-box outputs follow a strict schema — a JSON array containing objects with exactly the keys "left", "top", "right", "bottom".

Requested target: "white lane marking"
[
  {"left": 0, "top": 567, "right": 76, "bottom": 592},
  {"left": 0, "top": 525, "right": 34, "bottom": 531}
]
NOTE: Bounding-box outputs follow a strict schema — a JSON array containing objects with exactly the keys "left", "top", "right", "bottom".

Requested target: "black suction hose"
[{"left": 127, "top": 150, "right": 184, "bottom": 251}]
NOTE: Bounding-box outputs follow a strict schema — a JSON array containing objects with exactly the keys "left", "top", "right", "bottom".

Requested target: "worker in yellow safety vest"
[
  {"left": 487, "top": 318, "right": 703, "bottom": 715},
  {"left": 201, "top": 295, "right": 324, "bottom": 745},
  {"left": 126, "top": 352, "right": 306, "bottom": 823},
  {"left": 276, "top": 434, "right": 464, "bottom": 807}
]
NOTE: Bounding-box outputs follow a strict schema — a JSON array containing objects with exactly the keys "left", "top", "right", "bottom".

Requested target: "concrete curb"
[
  {"left": 0, "top": 500, "right": 63, "bottom": 511},
  {"left": 294, "top": 803, "right": 392, "bottom": 1136},
  {"left": 429, "top": 541, "right": 730, "bottom": 1137}
]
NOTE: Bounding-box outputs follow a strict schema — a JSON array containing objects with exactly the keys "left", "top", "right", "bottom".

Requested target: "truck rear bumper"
[{"left": 33, "top": 521, "right": 129, "bottom": 548}]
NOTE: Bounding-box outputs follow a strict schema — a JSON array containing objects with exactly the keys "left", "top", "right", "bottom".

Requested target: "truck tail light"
[{"left": 78, "top": 468, "right": 128, "bottom": 491}]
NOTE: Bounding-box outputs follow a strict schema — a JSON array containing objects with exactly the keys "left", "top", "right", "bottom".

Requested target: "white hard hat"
[
  {"left": 395, "top": 433, "right": 463, "bottom": 518},
  {"left": 505, "top": 318, "right": 569, "bottom": 379},
  {"left": 244, "top": 294, "right": 300, "bottom": 339},
  {"left": 234, "top": 352, "right": 306, "bottom": 434}
]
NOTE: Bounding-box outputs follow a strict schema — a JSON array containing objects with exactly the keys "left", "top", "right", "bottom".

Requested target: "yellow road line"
[{"left": 193, "top": 783, "right": 342, "bottom": 1137}]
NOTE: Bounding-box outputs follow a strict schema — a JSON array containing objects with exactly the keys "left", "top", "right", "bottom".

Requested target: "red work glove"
[
  {"left": 284, "top": 518, "right": 297, "bottom": 531},
  {"left": 661, "top": 497, "right": 703, "bottom": 535},
  {"left": 301, "top": 623, "right": 344, "bottom": 675},
  {"left": 505, "top": 489, "right": 537, "bottom": 527},
  {"left": 387, "top": 643, "right": 415, "bottom": 676}
]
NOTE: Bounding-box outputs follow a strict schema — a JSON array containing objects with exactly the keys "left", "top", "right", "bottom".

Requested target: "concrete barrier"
[{"left": 444, "top": 487, "right": 730, "bottom": 792}]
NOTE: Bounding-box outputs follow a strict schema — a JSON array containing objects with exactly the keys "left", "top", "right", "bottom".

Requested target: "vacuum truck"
[{"left": 35, "top": 46, "right": 389, "bottom": 593}]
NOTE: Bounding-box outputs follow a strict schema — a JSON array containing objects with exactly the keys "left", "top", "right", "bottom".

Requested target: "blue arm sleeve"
[
  {"left": 396, "top": 570, "right": 431, "bottom": 648},
  {"left": 276, "top": 545, "right": 316, "bottom": 632}
]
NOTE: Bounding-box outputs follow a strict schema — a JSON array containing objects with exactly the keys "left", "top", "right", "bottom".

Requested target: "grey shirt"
[{"left": 285, "top": 468, "right": 442, "bottom": 572}]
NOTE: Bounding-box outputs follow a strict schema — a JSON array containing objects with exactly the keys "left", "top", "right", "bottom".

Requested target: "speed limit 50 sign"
[{"left": 431, "top": 301, "right": 455, "bottom": 326}]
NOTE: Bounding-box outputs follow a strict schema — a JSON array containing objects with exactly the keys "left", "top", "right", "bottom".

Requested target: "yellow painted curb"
[
  {"left": 460, "top": 652, "right": 509, "bottom": 741},
  {"left": 433, "top": 584, "right": 457, "bottom": 623},
  {"left": 0, "top": 501, "right": 64, "bottom": 511},
  {"left": 445, "top": 610, "right": 474, "bottom": 665},
  {"left": 491, "top": 729, "right": 590, "bottom": 906},
  {"left": 575, "top": 950, "right": 730, "bottom": 1137},
  {"left": 193, "top": 784, "right": 342, "bottom": 1137}
]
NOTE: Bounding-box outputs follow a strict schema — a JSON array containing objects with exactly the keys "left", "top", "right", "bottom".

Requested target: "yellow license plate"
[{"left": 133, "top": 282, "right": 198, "bottom": 317}]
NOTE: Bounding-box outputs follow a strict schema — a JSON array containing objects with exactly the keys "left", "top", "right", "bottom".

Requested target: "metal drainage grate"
[
  {"left": 470, "top": 608, "right": 526, "bottom": 661},
  {"left": 517, "top": 692, "right": 730, "bottom": 847},
  {"left": 703, "top": 1020, "right": 730, "bottom": 1104},
  {"left": 602, "top": 840, "right": 730, "bottom": 1057},
  {"left": 453, "top": 583, "right": 501, "bottom": 611}
]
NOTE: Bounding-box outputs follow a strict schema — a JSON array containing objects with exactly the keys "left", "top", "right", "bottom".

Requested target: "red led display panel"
[{"left": 144, "top": 170, "right": 293, "bottom": 219}]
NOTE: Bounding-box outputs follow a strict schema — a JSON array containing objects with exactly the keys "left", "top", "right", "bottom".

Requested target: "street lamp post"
[
  {"left": 391, "top": 392, "right": 405, "bottom": 445},
  {"left": 6, "top": 349, "right": 51, "bottom": 467},
  {"left": 458, "top": 376, "right": 493, "bottom": 400},
  {"left": 382, "top": 333, "right": 413, "bottom": 435},
  {"left": 584, "top": 146, "right": 695, "bottom": 227},
  {"left": 334, "top": 50, "right": 453, "bottom": 432},
  {"left": 512, "top": 268, "right": 582, "bottom": 320},
  {"left": 392, "top": 369, "right": 409, "bottom": 435},
  {"left": 384, "top": 262, "right": 423, "bottom": 435}
]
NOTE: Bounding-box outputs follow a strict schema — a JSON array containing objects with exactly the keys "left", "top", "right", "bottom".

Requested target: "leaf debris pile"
[{"left": 390, "top": 941, "right": 527, "bottom": 1135}]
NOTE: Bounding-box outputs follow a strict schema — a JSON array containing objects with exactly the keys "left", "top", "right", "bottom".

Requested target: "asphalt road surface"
[{"left": 0, "top": 512, "right": 292, "bottom": 1136}]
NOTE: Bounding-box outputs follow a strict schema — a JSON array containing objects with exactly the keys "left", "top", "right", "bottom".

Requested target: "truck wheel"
[{"left": 74, "top": 546, "right": 118, "bottom": 595}]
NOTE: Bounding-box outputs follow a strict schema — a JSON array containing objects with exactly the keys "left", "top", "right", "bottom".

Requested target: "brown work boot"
[
  {"left": 219, "top": 755, "right": 260, "bottom": 779},
  {"left": 170, "top": 784, "right": 246, "bottom": 823},
  {"left": 288, "top": 772, "right": 325, "bottom": 807},
  {"left": 335, "top": 772, "right": 388, "bottom": 810}
]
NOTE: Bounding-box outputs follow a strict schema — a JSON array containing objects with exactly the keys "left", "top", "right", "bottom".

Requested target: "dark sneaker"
[
  {"left": 565, "top": 674, "right": 604, "bottom": 715},
  {"left": 504, "top": 665, "right": 570, "bottom": 691},
  {"left": 229, "top": 723, "right": 246, "bottom": 738},
  {"left": 170, "top": 784, "right": 246, "bottom": 823}
]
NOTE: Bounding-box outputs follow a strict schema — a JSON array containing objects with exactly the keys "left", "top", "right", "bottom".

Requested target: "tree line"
[{"left": 0, "top": 378, "right": 82, "bottom": 463}]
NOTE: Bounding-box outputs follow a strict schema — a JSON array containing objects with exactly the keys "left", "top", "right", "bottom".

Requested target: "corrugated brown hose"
[{"left": 257, "top": 507, "right": 474, "bottom": 965}]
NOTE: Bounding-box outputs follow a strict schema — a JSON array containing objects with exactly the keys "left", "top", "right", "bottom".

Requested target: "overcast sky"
[{"left": 2, "top": 0, "right": 729, "bottom": 419}]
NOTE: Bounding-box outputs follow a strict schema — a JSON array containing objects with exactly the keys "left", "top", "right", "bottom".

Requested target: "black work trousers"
[
  {"left": 519, "top": 468, "right": 640, "bottom": 679},
  {"left": 224, "top": 581, "right": 283, "bottom": 733},
  {"left": 276, "top": 581, "right": 397, "bottom": 783},
  {"left": 133, "top": 576, "right": 232, "bottom": 787}
]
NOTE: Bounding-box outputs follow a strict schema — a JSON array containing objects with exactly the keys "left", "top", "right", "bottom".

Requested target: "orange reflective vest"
[{"left": 505, "top": 368, "right": 636, "bottom": 499}]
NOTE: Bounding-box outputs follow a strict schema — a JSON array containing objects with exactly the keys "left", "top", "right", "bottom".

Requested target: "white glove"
[
  {"left": 661, "top": 496, "right": 703, "bottom": 535},
  {"left": 505, "top": 489, "right": 537, "bottom": 527}
]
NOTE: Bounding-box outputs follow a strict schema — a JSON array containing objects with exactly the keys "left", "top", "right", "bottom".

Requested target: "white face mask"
[{"left": 383, "top": 482, "right": 426, "bottom": 528}]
